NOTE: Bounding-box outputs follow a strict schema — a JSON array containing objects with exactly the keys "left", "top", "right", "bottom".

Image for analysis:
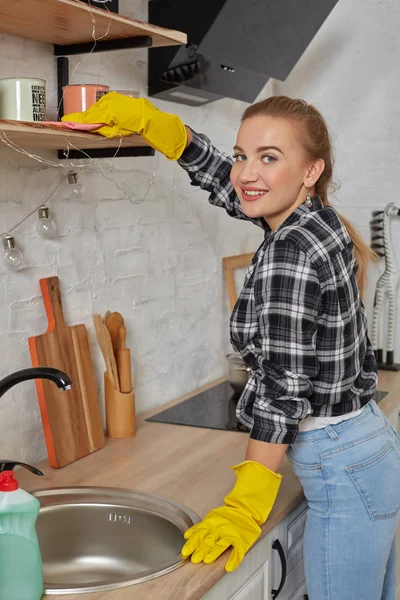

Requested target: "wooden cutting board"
[
  {"left": 223, "top": 252, "right": 255, "bottom": 311},
  {"left": 28, "top": 276, "right": 104, "bottom": 468}
]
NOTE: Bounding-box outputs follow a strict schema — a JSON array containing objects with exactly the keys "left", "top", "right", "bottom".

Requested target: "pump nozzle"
[
  {"left": 0, "top": 461, "right": 43, "bottom": 475},
  {"left": 0, "top": 461, "right": 43, "bottom": 492}
]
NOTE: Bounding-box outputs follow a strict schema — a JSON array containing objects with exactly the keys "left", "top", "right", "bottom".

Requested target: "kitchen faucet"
[{"left": 0, "top": 367, "right": 72, "bottom": 398}]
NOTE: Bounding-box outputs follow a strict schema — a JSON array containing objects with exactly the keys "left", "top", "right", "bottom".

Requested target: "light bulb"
[
  {"left": 37, "top": 205, "right": 57, "bottom": 239},
  {"left": 66, "top": 169, "right": 86, "bottom": 200},
  {"left": 72, "top": 159, "right": 86, "bottom": 170},
  {"left": 3, "top": 236, "right": 24, "bottom": 271}
]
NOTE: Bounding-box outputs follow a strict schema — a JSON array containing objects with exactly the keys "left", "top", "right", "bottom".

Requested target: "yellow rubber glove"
[
  {"left": 62, "top": 92, "right": 188, "bottom": 160},
  {"left": 182, "top": 461, "right": 282, "bottom": 572}
]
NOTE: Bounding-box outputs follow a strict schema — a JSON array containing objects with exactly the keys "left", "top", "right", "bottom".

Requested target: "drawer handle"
[{"left": 271, "top": 539, "right": 287, "bottom": 599}]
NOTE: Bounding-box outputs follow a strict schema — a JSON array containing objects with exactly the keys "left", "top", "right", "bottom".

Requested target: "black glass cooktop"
[{"left": 146, "top": 381, "right": 388, "bottom": 433}]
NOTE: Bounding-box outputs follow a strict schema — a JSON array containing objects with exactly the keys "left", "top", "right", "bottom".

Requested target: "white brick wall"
[
  {"left": 0, "top": 0, "right": 399, "bottom": 464},
  {"left": 0, "top": 1, "right": 261, "bottom": 463}
]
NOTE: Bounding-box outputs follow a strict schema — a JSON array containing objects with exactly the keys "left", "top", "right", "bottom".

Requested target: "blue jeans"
[{"left": 287, "top": 400, "right": 400, "bottom": 600}]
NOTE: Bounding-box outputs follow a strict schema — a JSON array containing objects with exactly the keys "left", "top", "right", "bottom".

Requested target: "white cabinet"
[
  {"left": 270, "top": 499, "right": 308, "bottom": 600},
  {"left": 201, "top": 533, "right": 272, "bottom": 600},
  {"left": 202, "top": 498, "right": 308, "bottom": 600},
  {"left": 230, "top": 563, "right": 271, "bottom": 600}
]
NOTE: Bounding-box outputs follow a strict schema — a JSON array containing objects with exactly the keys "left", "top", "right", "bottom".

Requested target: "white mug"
[{"left": 0, "top": 77, "right": 46, "bottom": 122}]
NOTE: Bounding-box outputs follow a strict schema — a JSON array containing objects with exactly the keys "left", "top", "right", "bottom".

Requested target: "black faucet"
[{"left": 0, "top": 367, "right": 72, "bottom": 398}]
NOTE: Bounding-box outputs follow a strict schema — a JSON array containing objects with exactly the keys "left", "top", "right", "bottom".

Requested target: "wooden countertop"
[{"left": 17, "top": 371, "right": 400, "bottom": 600}]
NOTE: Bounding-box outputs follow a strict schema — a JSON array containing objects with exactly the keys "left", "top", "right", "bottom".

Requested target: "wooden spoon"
[
  {"left": 102, "top": 322, "right": 120, "bottom": 392},
  {"left": 105, "top": 312, "right": 125, "bottom": 357},
  {"left": 93, "top": 313, "right": 119, "bottom": 391}
]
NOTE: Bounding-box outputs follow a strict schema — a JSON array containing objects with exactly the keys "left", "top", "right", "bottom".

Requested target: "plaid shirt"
[{"left": 179, "top": 131, "right": 377, "bottom": 444}]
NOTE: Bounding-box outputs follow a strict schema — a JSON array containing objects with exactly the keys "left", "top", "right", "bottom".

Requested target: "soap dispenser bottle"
[{"left": 0, "top": 461, "right": 44, "bottom": 600}]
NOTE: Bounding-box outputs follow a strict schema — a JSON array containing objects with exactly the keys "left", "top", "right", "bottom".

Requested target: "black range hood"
[{"left": 148, "top": 0, "right": 339, "bottom": 106}]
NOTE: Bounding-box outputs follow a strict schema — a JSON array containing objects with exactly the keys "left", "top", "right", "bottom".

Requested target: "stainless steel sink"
[{"left": 32, "top": 487, "right": 200, "bottom": 595}]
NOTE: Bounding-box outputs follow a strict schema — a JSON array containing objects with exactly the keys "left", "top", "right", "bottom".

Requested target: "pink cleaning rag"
[{"left": 41, "top": 121, "right": 104, "bottom": 131}]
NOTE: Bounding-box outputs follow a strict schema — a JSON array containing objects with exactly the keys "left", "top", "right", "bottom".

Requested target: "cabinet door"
[
  {"left": 270, "top": 499, "right": 308, "bottom": 600},
  {"left": 283, "top": 558, "right": 306, "bottom": 599},
  {"left": 202, "top": 534, "right": 272, "bottom": 600},
  {"left": 286, "top": 503, "right": 308, "bottom": 572},
  {"left": 230, "top": 560, "right": 270, "bottom": 600},
  {"left": 270, "top": 520, "right": 286, "bottom": 595},
  {"left": 288, "top": 581, "right": 308, "bottom": 600}
]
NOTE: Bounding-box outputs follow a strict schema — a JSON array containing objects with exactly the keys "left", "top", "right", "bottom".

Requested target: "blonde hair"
[{"left": 242, "top": 96, "right": 377, "bottom": 297}]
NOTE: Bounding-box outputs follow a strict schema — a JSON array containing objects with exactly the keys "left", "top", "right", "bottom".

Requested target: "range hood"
[{"left": 148, "top": 0, "right": 339, "bottom": 106}]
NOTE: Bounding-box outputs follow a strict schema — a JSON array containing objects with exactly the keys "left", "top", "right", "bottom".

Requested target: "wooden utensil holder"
[{"left": 104, "top": 371, "right": 136, "bottom": 438}]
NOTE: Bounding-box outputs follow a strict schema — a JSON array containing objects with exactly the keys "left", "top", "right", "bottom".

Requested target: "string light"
[
  {"left": 0, "top": 150, "right": 160, "bottom": 245},
  {"left": 0, "top": 126, "right": 67, "bottom": 168},
  {"left": 0, "top": 4, "right": 161, "bottom": 268},
  {"left": 0, "top": 175, "right": 67, "bottom": 239},
  {"left": 2, "top": 236, "right": 24, "bottom": 271},
  {"left": 36, "top": 205, "right": 57, "bottom": 239},
  {"left": 66, "top": 169, "right": 86, "bottom": 200}
]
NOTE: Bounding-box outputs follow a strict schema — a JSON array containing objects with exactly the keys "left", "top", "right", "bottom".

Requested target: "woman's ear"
[{"left": 304, "top": 158, "right": 325, "bottom": 188}]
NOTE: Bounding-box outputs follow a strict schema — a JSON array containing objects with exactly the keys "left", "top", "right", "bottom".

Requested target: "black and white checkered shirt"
[{"left": 179, "top": 131, "right": 378, "bottom": 444}]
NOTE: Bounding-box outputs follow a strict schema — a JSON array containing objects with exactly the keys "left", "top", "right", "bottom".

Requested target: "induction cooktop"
[{"left": 146, "top": 381, "right": 388, "bottom": 433}]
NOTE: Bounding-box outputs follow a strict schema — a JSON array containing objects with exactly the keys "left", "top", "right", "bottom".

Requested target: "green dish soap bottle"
[{"left": 0, "top": 461, "right": 44, "bottom": 600}]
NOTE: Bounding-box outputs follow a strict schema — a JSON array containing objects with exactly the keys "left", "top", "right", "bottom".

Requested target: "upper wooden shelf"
[
  {"left": 0, "top": 120, "right": 149, "bottom": 153},
  {"left": 0, "top": 0, "right": 187, "bottom": 48}
]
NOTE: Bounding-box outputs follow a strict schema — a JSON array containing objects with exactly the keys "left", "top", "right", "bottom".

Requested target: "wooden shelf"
[
  {"left": 0, "top": 0, "right": 184, "bottom": 157},
  {"left": 0, "top": 120, "right": 150, "bottom": 153},
  {"left": 0, "top": 0, "right": 187, "bottom": 48}
]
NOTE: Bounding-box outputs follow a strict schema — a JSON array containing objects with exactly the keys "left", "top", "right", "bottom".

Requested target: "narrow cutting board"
[
  {"left": 28, "top": 276, "right": 104, "bottom": 468},
  {"left": 71, "top": 324, "right": 105, "bottom": 452}
]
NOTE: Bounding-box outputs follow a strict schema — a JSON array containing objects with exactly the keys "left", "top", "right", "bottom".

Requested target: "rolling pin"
[{"left": 116, "top": 325, "right": 132, "bottom": 393}]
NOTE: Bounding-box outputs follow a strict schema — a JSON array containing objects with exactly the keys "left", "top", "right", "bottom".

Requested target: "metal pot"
[{"left": 226, "top": 352, "right": 250, "bottom": 393}]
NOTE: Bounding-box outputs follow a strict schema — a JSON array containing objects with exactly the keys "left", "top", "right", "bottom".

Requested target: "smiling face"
[{"left": 230, "top": 115, "right": 324, "bottom": 231}]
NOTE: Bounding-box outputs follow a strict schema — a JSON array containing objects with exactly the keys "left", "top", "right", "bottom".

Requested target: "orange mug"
[{"left": 62, "top": 83, "right": 109, "bottom": 114}]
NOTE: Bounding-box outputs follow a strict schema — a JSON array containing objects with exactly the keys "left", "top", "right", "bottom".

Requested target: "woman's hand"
[
  {"left": 62, "top": 92, "right": 188, "bottom": 160},
  {"left": 182, "top": 460, "right": 282, "bottom": 572}
]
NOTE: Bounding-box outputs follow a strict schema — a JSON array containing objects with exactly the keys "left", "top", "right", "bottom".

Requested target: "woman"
[{"left": 65, "top": 94, "right": 400, "bottom": 599}]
